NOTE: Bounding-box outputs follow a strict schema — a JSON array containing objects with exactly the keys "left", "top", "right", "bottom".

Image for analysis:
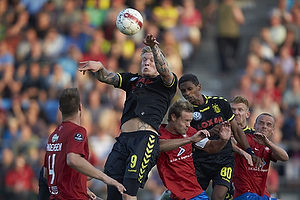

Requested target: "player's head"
[
  {"left": 59, "top": 88, "right": 81, "bottom": 119},
  {"left": 178, "top": 74, "right": 202, "bottom": 104},
  {"left": 167, "top": 99, "right": 194, "bottom": 135},
  {"left": 254, "top": 113, "right": 275, "bottom": 138},
  {"left": 230, "top": 95, "right": 250, "bottom": 128},
  {"left": 140, "top": 46, "right": 159, "bottom": 77}
]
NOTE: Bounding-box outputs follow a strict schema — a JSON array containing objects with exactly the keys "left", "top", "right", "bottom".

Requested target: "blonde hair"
[{"left": 141, "top": 46, "right": 152, "bottom": 56}]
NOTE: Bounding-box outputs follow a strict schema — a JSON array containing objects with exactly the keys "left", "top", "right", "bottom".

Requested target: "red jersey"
[
  {"left": 157, "top": 125, "right": 204, "bottom": 200},
  {"left": 232, "top": 134, "right": 277, "bottom": 198},
  {"left": 44, "top": 121, "right": 89, "bottom": 200}
]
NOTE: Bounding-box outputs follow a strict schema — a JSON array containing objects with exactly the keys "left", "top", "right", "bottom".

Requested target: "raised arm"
[
  {"left": 143, "top": 34, "right": 174, "bottom": 85},
  {"left": 232, "top": 140, "right": 253, "bottom": 166},
  {"left": 78, "top": 61, "right": 120, "bottom": 87},
  {"left": 231, "top": 119, "right": 264, "bottom": 167},
  {"left": 253, "top": 132, "right": 289, "bottom": 162}
]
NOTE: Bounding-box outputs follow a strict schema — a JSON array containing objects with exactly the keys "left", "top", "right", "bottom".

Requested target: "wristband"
[{"left": 245, "top": 147, "right": 255, "bottom": 155}]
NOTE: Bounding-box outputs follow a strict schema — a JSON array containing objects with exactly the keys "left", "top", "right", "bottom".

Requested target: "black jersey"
[
  {"left": 191, "top": 95, "right": 235, "bottom": 166},
  {"left": 116, "top": 72, "right": 177, "bottom": 132},
  {"left": 243, "top": 125, "right": 255, "bottom": 135}
]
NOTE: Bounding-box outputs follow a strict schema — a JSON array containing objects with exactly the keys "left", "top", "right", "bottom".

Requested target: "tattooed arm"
[
  {"left": 78, "top": 61, "right": 119, "bottom": 87},
  {"left": 143, "top": 34, "right": 174, "bottom": 86}
]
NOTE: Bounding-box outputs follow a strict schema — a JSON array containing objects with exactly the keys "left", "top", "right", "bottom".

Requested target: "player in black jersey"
[
  {"left": 78, "top": 34, "right": 177, "bottom": 200},
  {"left": 178, "top": 74, "right": 262, "bottom": 200}
]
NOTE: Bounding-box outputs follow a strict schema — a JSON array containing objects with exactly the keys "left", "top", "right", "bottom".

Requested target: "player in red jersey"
[
  {"left": 232, "top": 113, "right": 289, "bottom": 200},
  {"left": 223, "top": 95, "right": 256, "bottom": 200},
  {"left": 157, "top": 99, "right": 232, "bottom": 200},
  {"left": 43, "top": 88, "right": 125, "bottom": 200}
]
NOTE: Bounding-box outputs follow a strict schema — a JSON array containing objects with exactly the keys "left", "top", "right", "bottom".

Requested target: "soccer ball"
[{"left": 116, "top": 8, "right": 143, "bottom": 35}]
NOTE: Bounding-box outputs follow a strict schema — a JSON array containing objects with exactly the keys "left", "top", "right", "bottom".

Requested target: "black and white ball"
[{"left": 116, "top": 8, "right": 143, "bottom": 35}]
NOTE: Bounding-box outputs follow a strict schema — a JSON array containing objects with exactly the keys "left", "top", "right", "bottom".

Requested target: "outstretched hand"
[
  {"left": 87, "top": 188, "right": 99, "bottom": 200},
  {"left": 253, "top": 132, "right": 269, "bottom": 145},
  {"left": 143, "top": 34, "right": 159, "bottom": 47},
  {"left": 208, "top": 123, "right": 222, "bottom": 136},
  {"left": 219, "top": 121, "right": 231, "bottom": 141},
  {"left": 114, "top": 181, "right": 126, "bottom": 195},
  {"left": 78, "top": 61, "right": 104, "bottom": 75}
]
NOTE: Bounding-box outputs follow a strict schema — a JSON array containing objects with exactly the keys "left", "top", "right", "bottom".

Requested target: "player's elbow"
[{"left": 281, "top": 153, "right": 289, "bottom": 162}]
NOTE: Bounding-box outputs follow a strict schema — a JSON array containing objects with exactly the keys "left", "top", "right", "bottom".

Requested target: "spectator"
[
  {"left": 0, "top": 40, "right": 14, "bottom": 72},
  {"left": 255, "top": 73, "right": 282, "bottom": 105},
  {"left": 270, "top": 0, "right": 292, "bottom": 25},
  {"left": 273, "top": 45, "right": 295, "bottom": 76},
  {"left": 231, "top": 74, "right": 256, "bottom": 110},
  {"left": 216, "top": 0, "right": 245, "bottom": 72},
  {"left": 0, "top": 148, "right": 14, "bottom": 199},
  {"left": 21, "top": 62, "right": 48, "bottom": 99},
  {"left": 57, "top": 0, "right": 82, "bottom": 35},
  {"left": 85, "top": 88, "right": 104, "bottom": 123},
  {"left": 35, "top": 12, "right": 52, "bottom": 39},
  {"left": 57, "top": 45, "right": 82, "bottom": 82},
  {"left": 5, "top": 155, "right": 38, "bottom": 200},
  {"left": 258, "top": 27, "right": 277, "bottom": 59},
  {"left": 282, "top": 74, "right": 300, "bottom": 111},
  {"left": 42, "top": 27, "right": 67, "bottom": 59},
  {"left": 0, "top": 64, "right": 21, "bottom": 98},
  {"left": 16, "top": 28, "right": 40, "bottom": 62},
  {"left": 64, "top": 22, "right": 91, "bottom": 53},
  {"left": 19, "top": 0, "right": 48, "bottom": 16},
  {"left": 153, "top": 0, "right": 179, "bottom": 30},
  {"left": 269, "top": 9, "right": 287, "bottom": 47},
  {"left": 48, "top": 63, "right": 72, "bottom": 91}
]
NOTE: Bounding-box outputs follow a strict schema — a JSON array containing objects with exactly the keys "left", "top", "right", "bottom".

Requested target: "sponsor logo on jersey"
[
  {"left": 195, "top": 117, "right": 224, "bottom": 129},
  {"left": 262, "top": 158, "right": 266, "bottom": 167},
  {"left": 212, "top": 103, "right": 221, "bottom": 113},
  {"left": 193, "top": 112, "right": 202, "bottom": 121},
  {"left": 52, "top": 134, "right": 59, "bottom": 143},
  {"left": 177, "top": 147, "right": 185, "bottom": 156},
  {"left": 130, "top": 77, "right": 138, "bottom": 82},
  {"left": 74, "top": 133, "right": 83, "bottom": 141}
]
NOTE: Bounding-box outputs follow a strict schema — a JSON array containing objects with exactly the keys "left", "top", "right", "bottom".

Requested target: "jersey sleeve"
[
  {"left": 221, "top": 98, "right": 235, "bottom": 122},
  {"left": 115, "top": 72, "right": 137, "bottom": 90},
  {"left": 65, "top": 127, "right": 89, "bottom": 159}
]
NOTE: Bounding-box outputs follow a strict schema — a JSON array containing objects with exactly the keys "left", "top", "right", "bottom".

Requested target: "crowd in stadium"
[{"left": 0, "top": 0, "right": 299, "bottom": 199}]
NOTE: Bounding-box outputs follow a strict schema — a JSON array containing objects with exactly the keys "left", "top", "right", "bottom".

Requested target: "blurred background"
[{"left": 0, "top": 0, "right": 299, "bottom": 199}]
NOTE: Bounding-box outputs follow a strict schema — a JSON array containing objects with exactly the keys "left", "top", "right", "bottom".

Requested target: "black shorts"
[
  {"left": 193, "top": 152, "right": 234, "bottom": 190},
  {"left": 104, "top": 130, "right": 160, "bottom": 188}
]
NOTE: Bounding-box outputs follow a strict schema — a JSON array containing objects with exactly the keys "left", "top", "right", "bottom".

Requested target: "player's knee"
[{"left": 211, "top": 186, "right": 228, "bottom": 200}]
